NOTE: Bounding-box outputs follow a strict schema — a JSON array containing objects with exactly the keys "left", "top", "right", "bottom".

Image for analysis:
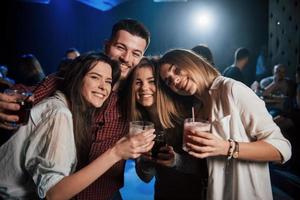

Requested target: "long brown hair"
[
  {"left": 158, "top": 49, "right": 220, "bottom": 120},
  {"left": 62, "top": 52, "right": 120, "bottom": 168},
  {"left": 159, "top": 49, "right": 220, "bottom": 96}
]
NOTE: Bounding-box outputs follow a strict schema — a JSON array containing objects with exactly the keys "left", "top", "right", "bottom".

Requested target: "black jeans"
[{"left": 110, "top": 191, "right": 122, "bottom": 200}]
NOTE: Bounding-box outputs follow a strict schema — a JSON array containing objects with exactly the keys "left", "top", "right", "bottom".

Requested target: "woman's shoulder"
[
  {"left": 31, "top": 91, "right": 72, "bottom": 123},
  {"left": 210, "top": 76, "right": 238, "bottom": 93},
  {"left": 36, "top": 90, "right": 69, "bottom": 109},
  {"left": 211, "top": 76, "right": 257, "bottom": 104},
  {"left": 216, "top": 76, "right": 251, "bottom": 92}
]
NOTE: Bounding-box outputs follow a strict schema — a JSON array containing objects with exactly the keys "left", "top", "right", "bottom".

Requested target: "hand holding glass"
[
  {"left": 183, "top": 118, "right": 211, "bottom": 152},
  {"left": 4, "top": 89, "right": 33, "bottom": 126}
]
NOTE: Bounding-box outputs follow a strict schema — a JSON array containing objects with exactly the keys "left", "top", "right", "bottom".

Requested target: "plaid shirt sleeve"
[
  {"left": 12, "top": 73, "right": 63, "bottom": 105},
  {"left": 76, "top": 92, "right": 129, "bottom": 200},
  {"left": 32, "top": 74, "right": 63, "bottom": 104}
]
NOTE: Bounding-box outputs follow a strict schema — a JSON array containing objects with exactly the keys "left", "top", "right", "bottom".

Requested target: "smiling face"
[
  {"left": 105, "top": 30, "right": 147, "bottom": 80},
  {"left": 159, "top": 63, "right": 198, "bottom": 96},
  {"left": 81, "top": 61, "right": 112, "bottom": 108},
  {"left": 134, "top": 67, "right": 156, "bottom": 107}
]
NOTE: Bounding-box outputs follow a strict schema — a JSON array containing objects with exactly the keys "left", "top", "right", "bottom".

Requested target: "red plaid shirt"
[{"left": 14, "top": 74, "right": 129, "bottom": 200}]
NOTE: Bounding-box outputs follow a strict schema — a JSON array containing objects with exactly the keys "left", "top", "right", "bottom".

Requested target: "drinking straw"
[{"left": 192, "top": 106, "right": 195, "bottom": 122}]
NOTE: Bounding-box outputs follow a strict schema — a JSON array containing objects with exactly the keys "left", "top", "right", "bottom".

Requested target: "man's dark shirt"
[{"left": 222, "top": 65, "right": 245, "bottom": 83}]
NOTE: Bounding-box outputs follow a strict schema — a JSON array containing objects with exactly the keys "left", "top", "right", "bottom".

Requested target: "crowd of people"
[{"left": 0, "top": 18, "right": 296, "bottom": 200}]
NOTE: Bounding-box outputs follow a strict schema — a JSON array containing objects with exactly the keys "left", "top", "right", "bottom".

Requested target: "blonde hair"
[
  {"left": 159, "top": 49, "right": 220, "bottom": 95},
  {"left": 122, "top": 57, "right": 182, "bottom": 128}
]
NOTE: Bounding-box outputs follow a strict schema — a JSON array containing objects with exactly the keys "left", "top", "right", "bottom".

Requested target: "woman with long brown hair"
[
  {"left": 0, "top": 52, "right": 155, "bottom": 200},
  {"left": 158, "top": 49, "right": 291, "bottom": 200}
]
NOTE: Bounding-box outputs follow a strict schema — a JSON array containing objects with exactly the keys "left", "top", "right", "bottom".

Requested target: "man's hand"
[{"left": 0, "top": 92, "right": 21, "bottom": 130}]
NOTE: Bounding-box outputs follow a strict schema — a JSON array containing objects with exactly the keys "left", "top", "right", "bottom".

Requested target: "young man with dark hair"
[
  {"left": 191, "top": 44, "right": 214, "bottom": 66},
  {"left": 105, "top": 19, "right": 150, "bottom": 85},
  {"left": 0, "top": 18, "right": 150, "bottom": 200},
  {"left": 222, "top": 47, "right": 250, "bottom": 84}
]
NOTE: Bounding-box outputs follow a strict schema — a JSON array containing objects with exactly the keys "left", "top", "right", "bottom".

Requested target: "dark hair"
[
  {"left": 65, "top": 48, "right": 79, "bottom": 55},
  {"left": 191, "top": 44, "right": 215, "bottom": 66},
  {"left": 62, "top": 52, "right": 120, "bottom": 168},
  {"left": 63, "top": 52, "right": 120, "bottom": 89},
  {"left": 235, "top": 47, "right": 250, "bottom": 61},
  {"left": 110, "top": 19, "right": 150, "bottom": 49},
  {"left": 10, "top": 54, "right": 45, "bottom": 86},
  {"left": 57, "top": 58, "right": 73, "bottom": 77}
]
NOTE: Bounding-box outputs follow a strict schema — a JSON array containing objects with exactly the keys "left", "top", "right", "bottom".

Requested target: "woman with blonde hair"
[
  {"left": 122, "top": 57, "right": 182, "bottom": 128},
  {"left": 121, "top": 57, "right": 208, "bottom": 199},
  {"left": 158, "top": 49, "right": 292, "bottom": 200}
]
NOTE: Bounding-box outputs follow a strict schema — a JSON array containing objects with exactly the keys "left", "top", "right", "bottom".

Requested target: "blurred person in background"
[
  {"left": 223, "top": 47, "right": 250, "bottom": 84},
  {"left": 191, "top": 44, "right": 215, "bottom": 66},
  {"left": 260, "top": 64, "right": 291, "bottom": 97},
  {"left": 56, "top": 58, "right": 73, "bottom": 78},
  {"left": 9, "top": 54, "right": 45, "bottom": 86},
  {"left": 255, "top": 45, "right": 269, "bottom": 82},
  {"left": 0, "top": 65, "right": 15, "bottom": 91},
  {"left": 260, "top": 64, "right": 295, "bottom": 117},
  {"left": 65, "top": 48, "right": 80, "bottom": 60}
]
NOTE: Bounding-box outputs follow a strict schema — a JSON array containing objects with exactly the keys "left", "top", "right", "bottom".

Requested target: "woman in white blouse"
[
  {"left": 0, "top": 53, "right": 155, "bottom": 200},
  {"left": 157, "top": 49, "right": 292, "bottom": 200}
]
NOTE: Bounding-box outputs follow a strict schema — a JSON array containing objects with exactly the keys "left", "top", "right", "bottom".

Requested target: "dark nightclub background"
[
  {"left": 1, "top": 0, "right": 300, "bottom": 199},
  {"left": 1, "top": 0, "right": 268, "bottom": 85}
]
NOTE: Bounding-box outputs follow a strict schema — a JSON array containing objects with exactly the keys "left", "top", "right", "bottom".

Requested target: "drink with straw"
[{"left": 182, "top": 107, "right": 211, "bottom": 151}]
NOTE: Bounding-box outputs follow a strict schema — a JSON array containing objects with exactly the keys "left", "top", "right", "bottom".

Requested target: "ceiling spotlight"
[{"left": 194, "top": 12, "right": 213, "bottom": 29}]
